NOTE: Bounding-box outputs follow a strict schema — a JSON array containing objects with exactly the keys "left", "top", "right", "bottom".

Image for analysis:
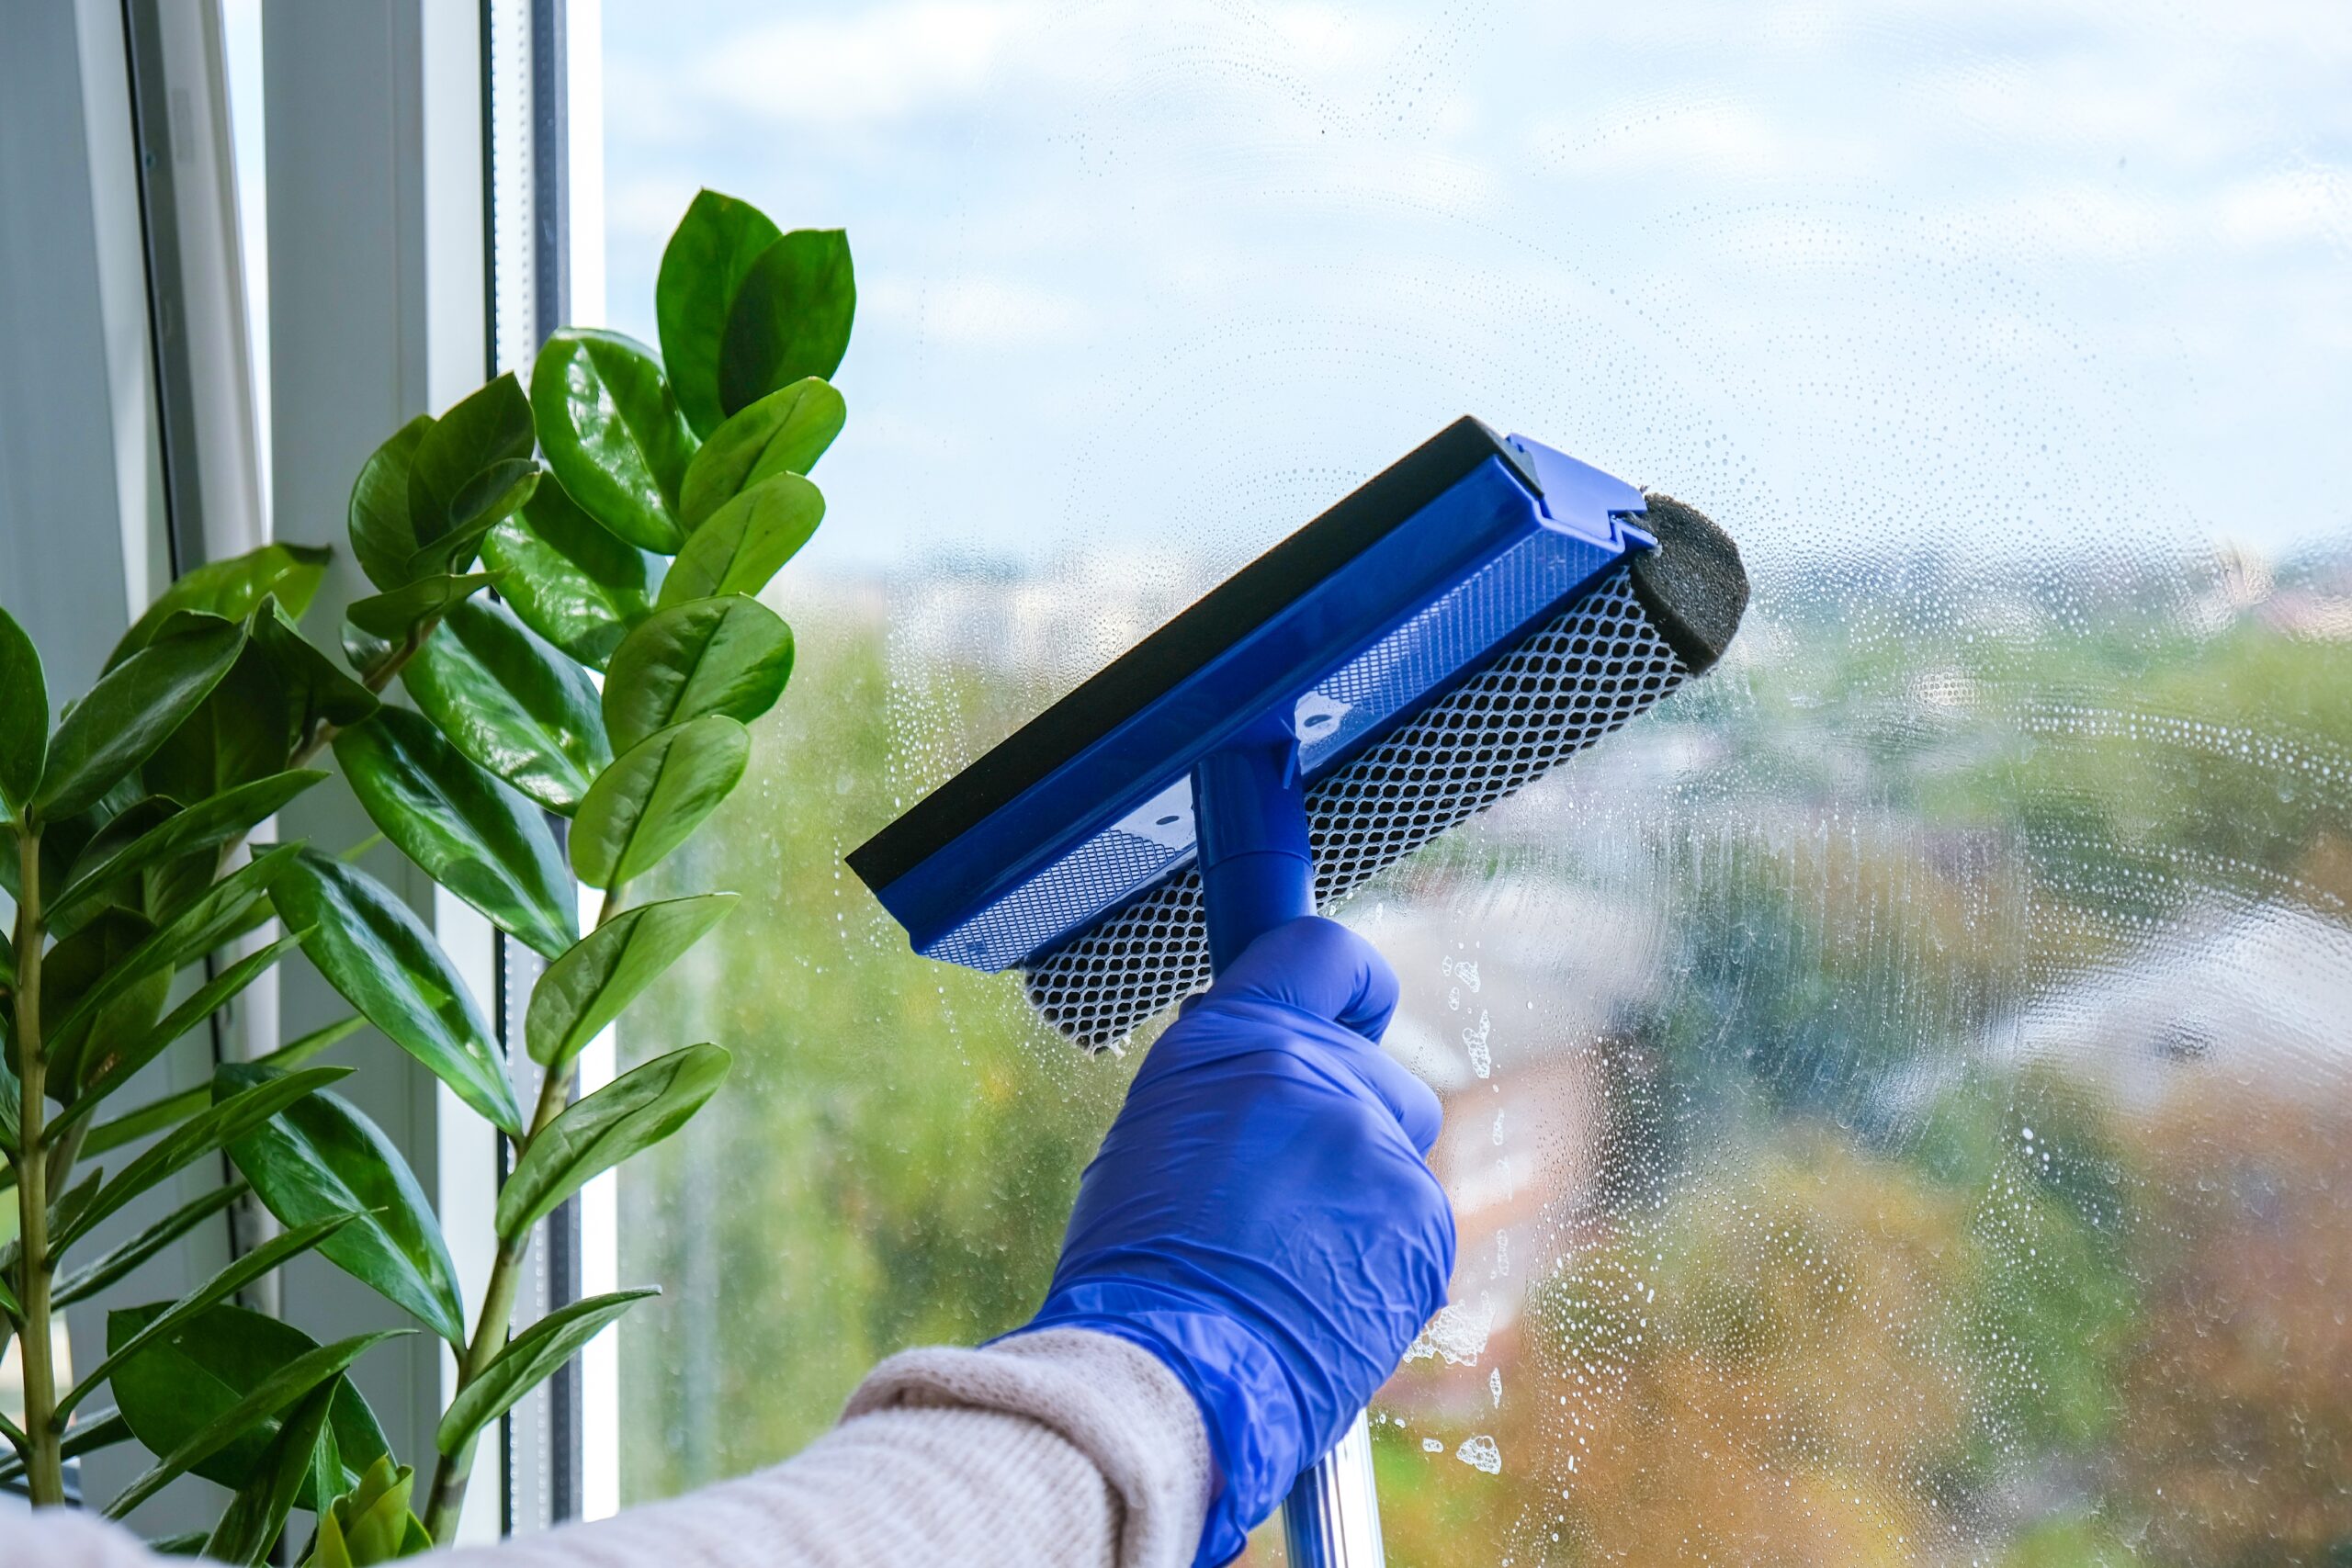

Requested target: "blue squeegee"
[{"left": 850, "top": 415, "right": 1747, "bottom": 1566}]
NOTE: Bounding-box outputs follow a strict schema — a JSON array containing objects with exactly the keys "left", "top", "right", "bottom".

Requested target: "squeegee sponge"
[{"left": 1630, "top": 493, "right": 1747, "bottom": 673}]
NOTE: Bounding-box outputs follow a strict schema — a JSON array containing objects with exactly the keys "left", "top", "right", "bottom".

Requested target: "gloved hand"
[{"left": 1015, "top": 917, "right": 1455, "bottom": 1566}]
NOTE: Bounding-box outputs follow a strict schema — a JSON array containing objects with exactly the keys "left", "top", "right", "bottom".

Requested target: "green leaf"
[
  {"left": 336, "top": 706, "right": 576, "bottom": 959},
  {"left": 435, "top": 1288, "right": 656, "bottom": 1457},
  {"left": 497, "top": 1045, "right": 729, "bottom": 1237},
  {"left": 658, "top": 474, "right": 825, "bottom": 607},
  {"left": 270, "top": 850, "right": 521, "bottom": 1133},
  {"left": 105, "top": 1303, "right": 389, "bottom": 1507},
  {"left": 219, "top": 1065, "right": 466, "bottom": 1343},
  {"left": 570, "top": 716, "right": 750, "bottom": 890},
  {"left": 53, "top": 1183, "right": 247, "bottom": 1306},
  {"left": 348, "top": 416, "right": 435, "bottom": 590},
  {"left": 345, "top": 571, "right": 499, "bottom": 641},
  {"left": 107, "top": 544, "right": 333, "bottom": 671},
  {"left": 50, "top": 797, "right": 181, "bottom": 936},
  {"left": 203, "top": 1380, "right": 339, "bottom": 1567},
  {"left": 251, "top": 601, "right": 380, "bottom": 732},
  {"left": 43, "top": 841, "right": 302, "bottom": 1052},
  {"left": 311, "top": 1455, "right": 429, "bottom": 1567},
  {"left": 718, "top": 229, "right": 855, "bottom": 419},
  {"left": 63, "top": 1212, "right": 361, "bottom": 1420},
  {"left": 36, "top": 612, "right": 245, "bottom": 819},
  {"left": 405, "top": 462, "right": 540, "bottom": 580},
  {"left": 49, "top": 770, "right": 324, "bottom": 929},
  {"left": 67, "top": 1017, "right": 361, "bottom": 1178},
  {"left": 678, "top": 377, "right": 845, "bottom": 528},
  {"left": 658, "top": 189, "right": 785, "bottom": 438},
  {"left": 0, "top": 1410, "right": 134, "bottom": 1486},
  {"left": 58, "top": 1066, "right": 349, "bottom": 1254},
  {"left": 479, "top": 479, "right": 660, "bottom": 670},
  {"left": 527, "top": 894, "right": 737, "bottom": 1067},
  {"left": 58, "top": 930, "right": 307, "bottom": 1122},
  {"left": 400, "top": 597, "right": 611, "bottom": 818},
  {"left": 138, "top": 639, "right": 300, "bottom": 811},
  {"left": 42, "top": 907, "right": 168, "bottom": 1092},
  {"left": 406, "top": 375, "right": 535, "bottom": 550},
  {"left": 0, "top": 604, "right": 48, "bottom": 814},
  {"left": 104, "top": 1315, "right": 404, "bottom": 1520},
  {"left": 530, "top": 328, "right": 696, "bottom": 553},
  {"left": 604, "top": 596, "right": 795, "bottom": 751}
]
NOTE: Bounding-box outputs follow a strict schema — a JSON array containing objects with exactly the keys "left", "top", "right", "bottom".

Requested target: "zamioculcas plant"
[{"left": 1, "top": 189, "right": 852, "bottom": 1560}]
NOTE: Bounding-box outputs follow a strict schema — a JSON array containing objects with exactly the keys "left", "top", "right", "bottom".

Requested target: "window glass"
[{"left": 598, "top": 2, "right": 2352, "bottom": 1560}]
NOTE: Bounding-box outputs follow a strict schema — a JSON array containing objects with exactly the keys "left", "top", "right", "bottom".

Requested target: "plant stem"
[
  {"left": 12, "top": 822, "right": 63, "bottom": 1506},
  {"left": 289, "top": 624, "right": 427, "bottom": 773},
  {"left": 420, "top": 871, "right": 617, "bottom": 1540}
]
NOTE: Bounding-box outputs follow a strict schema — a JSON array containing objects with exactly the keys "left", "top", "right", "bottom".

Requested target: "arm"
[
  {"left": 0, "top": 1331, "right": 1205, "bottom": 1568},
  {"left": 447, "top": 1328, "right": 1211, "bottom": 1568}
]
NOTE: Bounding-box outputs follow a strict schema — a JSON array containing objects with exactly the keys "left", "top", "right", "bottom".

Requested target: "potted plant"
[{"left": 3, "top": 188, "right": 850, "bottom": 1562}]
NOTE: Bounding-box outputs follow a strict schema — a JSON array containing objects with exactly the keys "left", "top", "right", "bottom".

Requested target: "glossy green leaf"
[
  {"left": 36, "top": 612, "right": 245, "bottom": 819},
  {"left": 530, "top": 328, "right": 695, "bottom": 553},
  {"left": 401, "top": 596, "right": 612, "bottom": 816},
  {"left": 51, "top": 797, "right": 181, "bottom": 936},
  {"left": 658, "top": 189, "right": 784, "bottom": 437},
  {"left": 252, "top": 601, "right": 380, "bottom": 733},
  {"left": 497, "top": 1045, "right": 729, "bottom": 1237},
  {"left": 54, "top": 1182, "right": 247, "bottom": 1306},
  {"left": 309, "top": 1455, "right": 429, "bottom": 1568},
  {"left": 271, "top": 850, "right": 521, "bottom": 1133},
  {"left": 570, "top": 716, "right": 750, "bottom": 890},
  {"left": 50, "top": 770, "right": 324, "bottom": 929},
  {"left": 435, "top": 1288, "right": 656, "bottom": 1458},
  {"left": 349, "top": 416, "right": 435, "bottom": 589},
  {"left": 345, "top": 571, "right": 499, "bottom": 641},
  {"left": 57, "top": 1067, "right": 349, "bottom": 1254},
  {"left": 63, "top": 1212, "right": 360, "bottom": 1420},
  {"left": 57, "top": 930, "right": 306, "bottom": 1123},
  {"left": 480, "top": 479, "right": 661, "bottom": 670},
  {"left": 203, "top": 1379, "right": 338, "bottom": 1567},
  {"left": 336, "top": 705, "right": 576, "bottom": 958},
  {"left": 43, "top": 842, "right": 302, "bottom": 1052},
  {"left": 0, "top": 1409, "right": 130, "bottom": 1486},
  {"left": 604, "top": 596, "right": 795, "bottom": 751},
  {"left": 138, "top": 637, "right": 300, "bottom": 810},
  {"left": 404, "top": 461, "right": 540, "bottom": 580},
  {"left": 105, "top": 1314, "right": 404, "bottom": 1520},
  {"left": 406, "top": 375, "right": 534, "bottom": 547},
  {"left": 218, "top": 1065, "right": 465, "bottom": 1342},
  {"left": 42, "top": 907, "right": 167, "bottom": 1091},
  {"left": 718, "top": 229, "right": 855, "bottom": 417},
  {"left": 527, "top": 894, "right": 737, "bottom": 1066},
  {"left": 658, "top": 474, "right": 825, "bottom": 607},
  {"left": 66, "top": 1018, "right": 360, "bottom": 1182},
  {"left": 107, "top": 544, "right": 332, "bottom": 671},
  {"left": 104, "top": 1302, "right": 389, "bottom": 1504},
  {"left": 0, "top": 604, "right": 47, "bottom": 813},
  {"left": 678, "top": 377, "right": 844, "bottom": 528}
]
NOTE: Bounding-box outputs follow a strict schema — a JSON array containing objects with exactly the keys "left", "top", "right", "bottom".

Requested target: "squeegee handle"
[
  {"left": 1193, "top": 718, "right": 1317, "bottom": 970},
  {"left": 1193, "top": 719, "right": 1388, "bottom": 1568}
]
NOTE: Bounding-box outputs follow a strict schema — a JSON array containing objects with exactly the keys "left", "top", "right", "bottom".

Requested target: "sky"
[{"left": 589, "top": 0, "right": 2350, "bottom": 586}]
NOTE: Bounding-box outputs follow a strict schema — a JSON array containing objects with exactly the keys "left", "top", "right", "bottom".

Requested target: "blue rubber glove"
[{"left": 1016, "top": 917, "right": 1456, "bottom": 1566}]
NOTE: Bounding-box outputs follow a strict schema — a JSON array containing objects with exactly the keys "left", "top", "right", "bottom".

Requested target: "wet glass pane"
[{"left": 599, "top": 2, "right": 2352, "bottom": 1560}]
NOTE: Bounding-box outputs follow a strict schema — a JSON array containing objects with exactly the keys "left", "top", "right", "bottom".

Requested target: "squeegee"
[{"left": 850, "top": 415, "right": 1747, "bottom": 1566}]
